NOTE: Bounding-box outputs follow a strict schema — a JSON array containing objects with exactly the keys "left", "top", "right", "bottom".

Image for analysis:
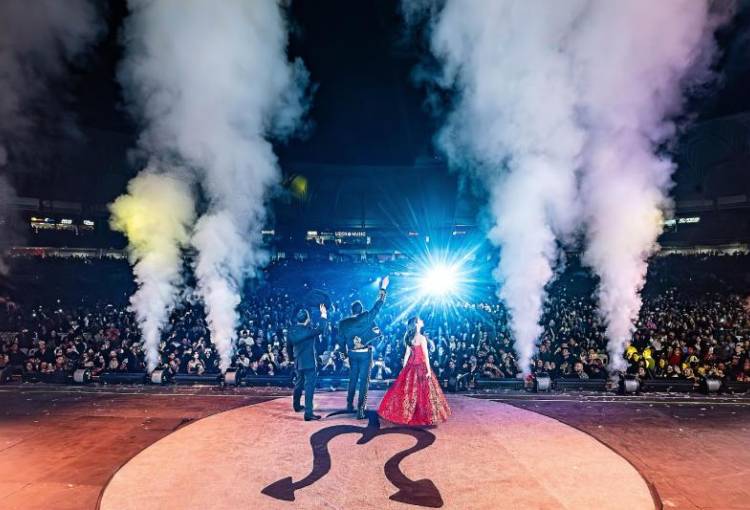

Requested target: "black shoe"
[
  {"left": 293, "top": 405, "right": 304, "bottom": 413},
  {"left": 356, "top": 409, "right": 367, "bottom": 420},
  {"left": 304, "top": 414, "right": 321, "bottom": 421},
  {"left": 346, "top": 405, "right": 355, "bottom": 413}
]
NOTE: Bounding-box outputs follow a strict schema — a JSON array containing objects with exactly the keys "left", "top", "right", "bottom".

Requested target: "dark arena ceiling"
[{"left": 1, "top": 0, "right": 750, "bottom": 243}]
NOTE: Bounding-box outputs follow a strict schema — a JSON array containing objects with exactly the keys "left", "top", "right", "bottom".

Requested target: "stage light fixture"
[
  {"left": 703, "top": 377, "right": 721, "bottom": 394},
  {"left": 393, "top": 245, "right": 481, "bottom": 315},
  {"left": 150, "top": 369, "right": 168, "bottom": 385},
  {"left": 223, "top": 368, "right": 242, "bottom": 386},
  {"left": 534, "top": 372, "right": 551, "bottom": 392},
  {"left": 420, "top": 263, "right": 460, "bottom": 297},
  {"left": 73, "top": 368, "right": 92, "bottom": 384},
  {"left": 620, "top": 374, "right": 639, "bottom": 394}
]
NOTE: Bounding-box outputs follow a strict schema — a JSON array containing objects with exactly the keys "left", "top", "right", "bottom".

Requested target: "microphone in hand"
[{"left": 381, "top": 275, "right": 390, "bottom": 290}]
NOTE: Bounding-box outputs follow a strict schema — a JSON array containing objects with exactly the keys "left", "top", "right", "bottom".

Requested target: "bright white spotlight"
[{"left": 420, "top": 263, "right": 459, "bottom": 297}]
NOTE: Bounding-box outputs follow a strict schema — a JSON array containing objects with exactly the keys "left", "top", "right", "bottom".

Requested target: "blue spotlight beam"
[
  {"left": 420, "top": 263, "right": 460, "bottom": 298},
  {"left": 386, "top": 244, "right": 486, "bottom": 327}
]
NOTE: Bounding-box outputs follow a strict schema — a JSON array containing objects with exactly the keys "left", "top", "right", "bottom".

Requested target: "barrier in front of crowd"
[
  {"left": 11, "top": 370, "right": 750, "bottom": 395},
  {"left": 724, "top": 380, "right": 750, "bottom": 393},
  {"left": 244, "top": 375, "right": 293, "bottom": 387},
  {"left": 21, "top": 371, "right": 69, "bottom": 384},
  {"left": 639, "top": 379, "right": 696, "bottom": 393},
  {"left": 100, "top": 371, "right": 148, "bottom": 385},
  {"left": 315, "top": 376, "right": 349, "bottom": 390},
  {"left": 476, "top": 378, "right": 525, "bottom": 391},
  {"left": 173, "top": 374, "right": 221, "bottom": 385},
  {"left": 0, "top": 365, "right": 13, "bottom": 384},
  {"left": 241, "top": 375, "right": 390, "bottom": 389},
  {"left": 554, "top": 379, "right": 608, "bottom": 392}
]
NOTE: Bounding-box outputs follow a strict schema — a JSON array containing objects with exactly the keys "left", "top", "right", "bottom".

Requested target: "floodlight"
[{"left": 420, "top": 263, "right": 460, "bottom": 297}]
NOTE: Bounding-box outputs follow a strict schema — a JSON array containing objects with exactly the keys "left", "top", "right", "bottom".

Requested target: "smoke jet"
[
  {"left": 110, "top": 171, "right": 195, "bottom": 372},
  {"left": 119, "top": 0, "right": 309, "bottom": 371},
  {"left": 405, "top": 0, "right": 587, "bottom": 373},
  {"left": 572, "top": 1, "right": 727, "bottom": 371},
  {"left": 405, "top": 0, "right": 727, "bottom": 373}
]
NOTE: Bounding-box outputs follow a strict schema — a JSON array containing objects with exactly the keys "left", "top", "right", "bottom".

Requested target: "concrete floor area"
[{"left": 1, "top": 385, "right": 748, "bottom": 509}]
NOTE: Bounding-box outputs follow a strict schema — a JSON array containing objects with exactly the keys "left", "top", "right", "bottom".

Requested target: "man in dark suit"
[
  {"left": 289, "top": 304, "right": 328, "bottom": 421},
  {"left": 339, "top": 277, "right": 389, "bottom": 419}
]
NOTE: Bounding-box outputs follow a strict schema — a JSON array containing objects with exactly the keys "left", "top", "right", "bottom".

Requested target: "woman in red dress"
[{"left": 377, "top": 316, "right": 451, "bottom": 426}]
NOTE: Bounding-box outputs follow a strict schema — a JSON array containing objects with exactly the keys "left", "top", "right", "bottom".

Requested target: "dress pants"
[
  {"left": 293, "top": 368, "right": 317, "bottom": 418},
  {"left": 347, "top": 349, "right": 373, "bottom": 411}
]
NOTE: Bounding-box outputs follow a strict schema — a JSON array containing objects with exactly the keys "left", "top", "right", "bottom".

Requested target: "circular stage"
[{"left": 99, "top": 394, "right": 656, "bottom": 509}]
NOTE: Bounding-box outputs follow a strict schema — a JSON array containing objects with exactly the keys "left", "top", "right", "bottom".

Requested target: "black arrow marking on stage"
[
  {"left": 261, "top": 410, "right": 443, "bottom": 508},
  {"left": 380, "top": 428, "right": 439, "bottom": 506}
]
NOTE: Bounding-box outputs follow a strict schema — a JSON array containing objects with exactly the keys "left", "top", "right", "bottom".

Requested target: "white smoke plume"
[
  {"left": 406, "top": 1, "right": 588, "bottom": 373},
  {"left": 573, "top": 1, "right": 728, "bottom": 372},
  {"left": 0, "top": 0, "right": 102, "bottom": 273},
  {"left": 406, "top": 0, "right": 727, "bottom": 373},
  {"left": 110, "top": 171, "right": 195, "bottom": 372},
  {"left": 119, "top": 0, "right": 309, "bottom": 372}
]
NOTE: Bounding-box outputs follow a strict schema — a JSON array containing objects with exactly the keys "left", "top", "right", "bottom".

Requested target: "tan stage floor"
[{"left": 99, "top": 393, "right": 656, "bottom": 510}]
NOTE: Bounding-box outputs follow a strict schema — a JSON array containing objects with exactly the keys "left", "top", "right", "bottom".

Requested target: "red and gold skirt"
[{"left": 377, "top": 361, "right": 451, "bottom": 426}]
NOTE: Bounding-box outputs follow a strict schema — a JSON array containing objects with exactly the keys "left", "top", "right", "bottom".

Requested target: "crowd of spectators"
[{"left": 1, "top": 254, "right": 750, "bottom": 389}]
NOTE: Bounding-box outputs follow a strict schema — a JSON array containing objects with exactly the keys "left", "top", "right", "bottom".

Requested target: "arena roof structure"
[
  {"left": 3, "top": 112, "right": 749, "bottom": 250},
  {"left": 673, "top": 111, "right": 750, "bottom": 209},
  {"left": 274, "top": 159, "right": 477, "bottom": 230}
]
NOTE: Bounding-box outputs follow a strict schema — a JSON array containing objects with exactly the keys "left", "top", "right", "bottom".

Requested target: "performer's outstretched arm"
[
  {"left": 367, "top": 289, "right": 386, "bottom": 319},
  {"left": 291, "top": 305, "right": 328, "bottom": 345},
  {"left": 314, "top": 304, "right": 329, "bottom": 337}
]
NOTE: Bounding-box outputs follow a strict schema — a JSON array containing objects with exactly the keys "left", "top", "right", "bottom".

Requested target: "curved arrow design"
[
  {"left": 261, "top": 410, "right": 443, "bottom": 508},
  {"left": 381, "top": 428, "right": 439, "bottom": 507}
]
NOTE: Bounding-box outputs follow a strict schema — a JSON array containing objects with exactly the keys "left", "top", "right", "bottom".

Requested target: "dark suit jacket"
[
  {"left": 289, "top": 318, "right": 327, "bottom": 371},
  {"left": 339, "top": 293, "right": 385, "bottom": 353}
]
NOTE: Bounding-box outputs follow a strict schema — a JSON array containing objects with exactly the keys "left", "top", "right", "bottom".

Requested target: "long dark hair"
[{"left": 403, "top": 316, "right": 419, "bottom": 348}]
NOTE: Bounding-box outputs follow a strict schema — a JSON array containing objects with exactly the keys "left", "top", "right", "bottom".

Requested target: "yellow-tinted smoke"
[
  {"left": 109, "top": 170, "right": 195, "bottom": 372},
  {"left": 110, "top": 172, "right": 194, "bottom": 260}
]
